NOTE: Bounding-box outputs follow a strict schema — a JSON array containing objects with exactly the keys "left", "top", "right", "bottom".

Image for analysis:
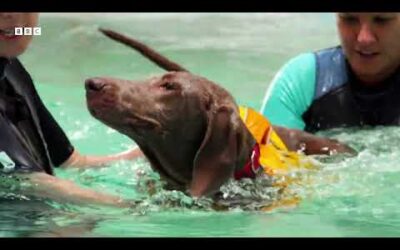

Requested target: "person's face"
[
  {"left": 0, "top": 13, "right": 39, "bottom": 58},
  {"left": 337, "top": 13, "right": 400, "bottom": 85}
]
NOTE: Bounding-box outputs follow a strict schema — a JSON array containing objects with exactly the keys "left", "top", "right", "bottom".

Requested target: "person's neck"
[
  {"left": 350, "top": 67, "right": 400, "bottom": 92},
  {"left": 357, "top": 74, "right": 393, "bottom": 87}
]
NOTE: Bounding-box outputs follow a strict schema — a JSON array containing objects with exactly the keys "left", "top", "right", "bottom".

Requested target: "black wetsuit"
[
  {"left": 0, "top": 58, "right": 74, "bottom": 175},
  {"left": 303, "top": 46, "right": 400, "bottom": 132}
]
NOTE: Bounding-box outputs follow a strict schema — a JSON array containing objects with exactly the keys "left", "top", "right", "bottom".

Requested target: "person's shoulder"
[
  {"left": 4, "top": 57, "right": 36, "bottom": 93},
  {"left": 282, "top": 52, "right": 316, "bottom": 72},
  {"left": 283, "top": 45, "right": 344, "bottom": 73},
  {"left": 313, "top": 45, "right": 343, "bottom": 57},
  {"left": 271, "top": 52, "right": 316, "bottom": 90},
  {"left": 6, "top": 57, "right": 28, "bottom": 74}
]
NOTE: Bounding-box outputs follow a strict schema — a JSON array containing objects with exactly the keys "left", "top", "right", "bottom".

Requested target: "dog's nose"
[{"left": 85, "top": 78, "right": 106, "bottom": 92}]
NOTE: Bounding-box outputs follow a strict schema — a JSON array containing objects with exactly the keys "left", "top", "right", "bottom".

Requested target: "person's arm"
[
  {"left": 260, "top": 53, "right": 316, "bottom": 130},
  {"left": 1, "top": 172, "right": 131, "bottom": 207},
  {"left": 60, "top": 147, "right": 144, "bottom": 169},
  {"left": 273, "top": 125, "right": 356, "bottom": 156}
]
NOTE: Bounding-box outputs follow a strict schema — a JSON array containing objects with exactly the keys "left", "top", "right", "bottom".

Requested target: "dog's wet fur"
[{"left": 86, "top": 28, "right": 355, "bottom": 198}]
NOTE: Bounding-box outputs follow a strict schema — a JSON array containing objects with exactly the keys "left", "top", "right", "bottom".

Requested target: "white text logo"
[{"left": 14, "top": 27, "right": 41, "bottom": 36}]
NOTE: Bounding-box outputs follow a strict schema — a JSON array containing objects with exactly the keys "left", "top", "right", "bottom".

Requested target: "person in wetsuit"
[
  {"left": 0, "top": 13, "right": 142, "bottom": 207},
  {"left": 260, "top": 13, "right": 400, "bottom": 132}
]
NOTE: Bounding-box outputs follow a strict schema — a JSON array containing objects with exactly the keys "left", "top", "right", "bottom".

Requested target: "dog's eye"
[{"left": 161, "top": 82, "right": 177, "bottom": 91}]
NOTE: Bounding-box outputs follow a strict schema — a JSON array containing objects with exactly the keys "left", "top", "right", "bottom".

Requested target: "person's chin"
[
  {"left": 0, "top": 53, "right": 17, "bottom": 59},
  {"left": 353, "top": 67, "right": 387, "bottom": 84},
  {"left": 351, "top": 58, "right": 381, "bottom": 73},
  {"left": 0, "top": 45, "right": 29, "bottom": 58}
]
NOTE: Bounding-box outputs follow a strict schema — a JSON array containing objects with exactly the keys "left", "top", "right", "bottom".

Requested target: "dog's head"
[{"left": 86, "top": 71, "right": 254, "bottom": 197}]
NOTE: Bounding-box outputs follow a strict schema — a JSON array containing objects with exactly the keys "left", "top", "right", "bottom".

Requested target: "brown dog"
[{"left": 85, "top": 28, "right": 355, "bottom": 198}]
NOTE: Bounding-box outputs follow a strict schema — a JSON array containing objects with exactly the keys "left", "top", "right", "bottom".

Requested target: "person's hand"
[
  {"left": 61, "top": 147, "right": 144, "bottom": 169},
  {"left": 120, "top": 147, "right": 144, "bottom": 161}
]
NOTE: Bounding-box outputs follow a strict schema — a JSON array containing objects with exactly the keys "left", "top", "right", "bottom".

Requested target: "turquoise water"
[{"left": 1, "top": 13, "right": 400, "bottom": 237}]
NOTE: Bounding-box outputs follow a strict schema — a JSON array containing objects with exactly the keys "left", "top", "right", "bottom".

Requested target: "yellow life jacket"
[{"left": 238, "top": 106, "right": 314, "bottom": 178}]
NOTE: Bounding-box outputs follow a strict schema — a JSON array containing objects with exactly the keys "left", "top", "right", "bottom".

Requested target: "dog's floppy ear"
[{"left": 190, "top": 105, "right": 241, "bottom": 197}]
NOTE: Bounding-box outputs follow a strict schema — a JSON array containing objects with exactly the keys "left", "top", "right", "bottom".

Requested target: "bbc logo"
[{"left": 14, "top": 27, "right": 41, "bottom": 36}]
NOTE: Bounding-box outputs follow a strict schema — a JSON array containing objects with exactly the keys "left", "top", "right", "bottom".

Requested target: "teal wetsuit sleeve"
[{"left": 260, "top": 53, "right": 316, "bottom": 130}]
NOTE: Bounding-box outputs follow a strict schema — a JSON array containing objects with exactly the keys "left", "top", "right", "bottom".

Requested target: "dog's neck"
[
  {"left": 129, "top": 118, "right": 256, "bottom": 190},
  {"left": 133, "top": 133, "right": 202, "bottom": 186},
  {"left": 235, "top": 127, "right": 257, "bottom": 172}
]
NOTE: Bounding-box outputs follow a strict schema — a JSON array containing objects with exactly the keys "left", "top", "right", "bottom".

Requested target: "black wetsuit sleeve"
[
  {"left": 2, "top": 58, "right": 74, "bottom": 172},
  {"left": 34, "top": 95, "right": 74, "bottom": 167}
]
